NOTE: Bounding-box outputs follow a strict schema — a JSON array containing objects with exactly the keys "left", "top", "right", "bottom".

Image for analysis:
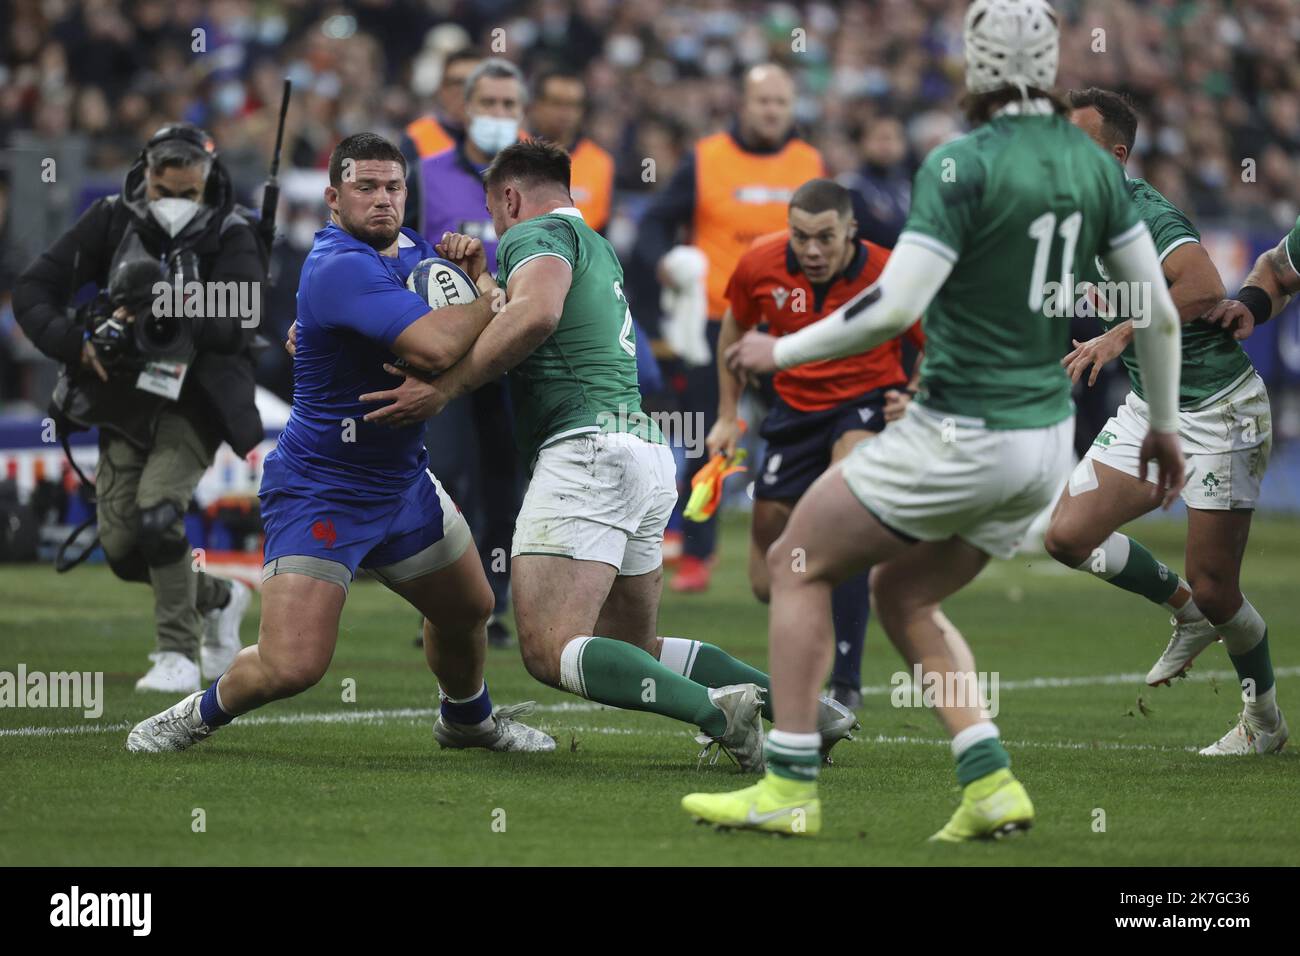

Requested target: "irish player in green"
[
  {"left": 686, "top": 0, "right": 1185, "bottom": 840},
  {"left": 363, "top": 139, "right": 857, "bottom": 767},
  {"left": 1044, "top": 88, "right": 1285, "bottom": 757}
]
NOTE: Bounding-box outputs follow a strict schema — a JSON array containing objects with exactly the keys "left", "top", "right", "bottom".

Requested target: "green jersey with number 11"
[
  {"left": 902, "top": 102, "right": 1143, "bottom": 429},
  {"left": 495, "top": 207, "right": 661, "bottom": 467}
]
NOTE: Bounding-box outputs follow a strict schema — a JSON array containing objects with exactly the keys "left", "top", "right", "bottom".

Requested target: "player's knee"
[
  {"left": 263, "top": 657, "right": 328, "bottom": 698},
  {"left": 748, "top": 571, "right": 771, "bottom": 604},
  {"left": 137, "top": 500, "right": 189, "bottom": 567},
  {"left": 1043, "top": 521, "right": 1090, "bottom": 568},
  {"left": 1191, "top": 578, "right": 1241, "bottom": 623},
  {"left": 518, "top": 636, "right": 560, "bottom": 688},
  {"left": 868, "top": 566, "right": 907, "bottom": 629}
]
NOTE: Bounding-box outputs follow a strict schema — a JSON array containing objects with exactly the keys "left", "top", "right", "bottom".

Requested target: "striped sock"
[
  {"left": 1215, "top": 600, "right": 1279, "bottom": 728},
  {"left": 764, "top": 729, "right": 821, "bottom": 782},
  {"left": 1076, "top": 533, "right": 1182, "bottom": 606},
  {"left": 952, "top": 721, "right": 1010, "bottom": 786}
]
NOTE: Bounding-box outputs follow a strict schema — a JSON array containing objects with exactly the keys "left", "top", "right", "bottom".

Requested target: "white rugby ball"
[{"left": 407, "top": 257, "right": 479, "bottom": 308}]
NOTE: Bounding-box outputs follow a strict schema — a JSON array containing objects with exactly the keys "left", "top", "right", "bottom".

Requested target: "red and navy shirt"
[{"left": 726, "top": 231, "right": 923, "bottom": 412}]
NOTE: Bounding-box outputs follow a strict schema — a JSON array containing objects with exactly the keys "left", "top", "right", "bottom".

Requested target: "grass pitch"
[{"left": 2, "top": 514, "right": 1297, "bottom": 866}]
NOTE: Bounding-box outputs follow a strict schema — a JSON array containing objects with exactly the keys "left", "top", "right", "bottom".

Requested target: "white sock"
[
  {"left": 1247, "top": 685, "right": 1280, "bottom": 730},
  {"left": 1169, "top": 591, "right": 1203, "bottom": 622},
  {"left": 766, "top": 729, "right": 822, "bottom": 752},
  {"left": 1215, "top": 599, "right": 1265, "bottom": 654},
  {"left": 1074, "top": 532, "right": 1130, "bottom": 580},
  {"left": 951, "top": 721, "right": 1000, "bottom": 759},
  {"left": 658, "top": 637, "right": 702, "bottom": 677},
  {"left": 439, "top": 683, "right": 486, "bottom": 705},
  {"left": 558, "top": 636, "right": 596, "bottom": 698}
]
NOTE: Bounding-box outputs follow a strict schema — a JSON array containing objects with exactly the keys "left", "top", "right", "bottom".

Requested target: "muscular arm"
[
  {"left": 1095, "top": 240, "right": 1226, "bottom": 350},
  {"left": 432, "top": 257, "right": 573, "bottom": 401},
  {"left": 1242, "top": 240, "right": 1300, "bottom": 316},
  {"left": 388, "top": 271, "right": 498, "bottom": 374}
]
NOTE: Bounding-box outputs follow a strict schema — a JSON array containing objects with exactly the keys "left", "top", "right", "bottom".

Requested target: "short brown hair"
[
  {"left": 789, "top": 178, "right": 852, "bottom": 218},
  {"left": 482, "top": 138, "right": 571, "bottom": 195}
]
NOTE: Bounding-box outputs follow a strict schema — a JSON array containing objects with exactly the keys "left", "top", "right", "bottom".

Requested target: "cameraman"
[{"left": 14, "top": 123, "right": 264, "bottom": 693}]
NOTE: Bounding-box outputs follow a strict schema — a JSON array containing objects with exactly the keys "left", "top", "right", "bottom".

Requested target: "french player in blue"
[{"left": 127, "top": 134, "right": 554, "bottom": 753}]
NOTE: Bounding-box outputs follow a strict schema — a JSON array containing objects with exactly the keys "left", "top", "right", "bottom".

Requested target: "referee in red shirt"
[{"left": 708, "top": 179, "right": 923, "bottom": 709}]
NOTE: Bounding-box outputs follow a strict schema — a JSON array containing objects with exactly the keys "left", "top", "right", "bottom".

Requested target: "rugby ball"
[{"left": 407, "top": 257, "right": 479, "bottom": 308}]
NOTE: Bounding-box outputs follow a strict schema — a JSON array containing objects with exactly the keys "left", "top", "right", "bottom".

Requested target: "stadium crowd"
[{"left": 2, "top": 0, "right": 1299, "bottom": 400}]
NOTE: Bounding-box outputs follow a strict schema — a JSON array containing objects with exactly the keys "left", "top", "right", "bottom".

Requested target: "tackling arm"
[
  {"left": 388, "top": 271, "right": 498, "bottom": 374},
  {"left": 431, "top": 257, "right": 573, "bottom": 401}
]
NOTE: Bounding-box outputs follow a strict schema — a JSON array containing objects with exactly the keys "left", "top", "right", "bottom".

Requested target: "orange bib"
[{"left": 692, "top": 132, "right": 823, "bottom": 318}]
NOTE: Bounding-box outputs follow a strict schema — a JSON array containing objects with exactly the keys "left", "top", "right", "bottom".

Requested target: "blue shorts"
[
  {"left": 755, "top": 387, "right": 898, "bottom": 501},
  {"left": 258, "top": 451, "right": 471, "bottom": 589}
]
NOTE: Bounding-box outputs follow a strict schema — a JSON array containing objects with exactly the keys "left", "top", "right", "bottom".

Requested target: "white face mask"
[
  {"left": 149, "top": 198, "right": 202, "bottom": 237},
  {"left": 468, "top": 115, "right": 519, "bottom": 156}
]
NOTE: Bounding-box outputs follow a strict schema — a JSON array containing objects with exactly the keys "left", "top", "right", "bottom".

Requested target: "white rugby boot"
[
  {"left": 1199, "top": 710, "right": 1288, "bottom": 756},
  {"left": 135, "top": 651, "right": 200, "bottom": 693},
  {"left": 1146, "top": 616, "right": 1219, "bottom": 686},
  {"left": 695, "top": 683, "right": 766, "bottom": 772},
  {"left": 202, "top": 580, "right": 251, "bottom": 680},
  {"left": 433, "top": 701, "right": 556, "bottom": 752},
  {"left": 126, "top": 691, "right": 215, "bottom": 752},
  {"left": 817, "top": 694, "right": 861, "bottom": 763}
]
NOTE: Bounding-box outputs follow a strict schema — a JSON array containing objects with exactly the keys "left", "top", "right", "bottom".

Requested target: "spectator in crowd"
[
  {"left": 527, "top": 66, "right": 615, "bottom": 234},
  {"left": 400, "top": 46, "right": 483, "bottom": 231}
]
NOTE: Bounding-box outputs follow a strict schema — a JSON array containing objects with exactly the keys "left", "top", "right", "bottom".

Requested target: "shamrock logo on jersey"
[
  {"left": 1201, "top": 472, "right": 1221, "bottom": 492},
  {"left": 1093, "top": 430, "right": 1117, "bottom": 447}
]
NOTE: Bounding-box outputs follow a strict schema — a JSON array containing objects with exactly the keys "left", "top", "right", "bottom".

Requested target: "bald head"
[{"left": 740, "top": 64, "right": 796, "bottom": 148}]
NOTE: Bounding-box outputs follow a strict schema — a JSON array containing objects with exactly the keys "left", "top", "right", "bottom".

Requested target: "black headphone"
[{"left": 144, "top": 123, "right": 218, "bottom": 159}]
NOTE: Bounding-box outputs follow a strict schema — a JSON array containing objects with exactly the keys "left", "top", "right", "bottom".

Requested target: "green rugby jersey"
[
  {"left": 495, "top": 207, "right": 661, "bottom": 467},
  {"left": 903, "top": 104, "right": 1143, "bottom": 429},
  {"left": 1088, "top": 178, "right": 1253, "bottom": 409},
  {"left": 1283, "top": 213, "right": 1300, "bottom": 288}
]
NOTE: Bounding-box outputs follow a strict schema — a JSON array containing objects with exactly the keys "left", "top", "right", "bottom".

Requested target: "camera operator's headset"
[
  {"left": 138, "top": 124, "right": 221, "bottom": 209},
  {"left": 54, "top": 124, "right": 221, "bottom": 573}
]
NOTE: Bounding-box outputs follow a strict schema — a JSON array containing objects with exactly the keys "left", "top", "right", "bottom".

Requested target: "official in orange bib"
[
  {"left": 708, "top": 179, "right": 924, "bottom": 708},
  {"left": 631, "top": 64, "right": 825, "bottom": 594}
]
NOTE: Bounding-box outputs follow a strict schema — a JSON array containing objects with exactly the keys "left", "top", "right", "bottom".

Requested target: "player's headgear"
[{"left": 963, "top": 0, "right": 1060, "bottom": 97}]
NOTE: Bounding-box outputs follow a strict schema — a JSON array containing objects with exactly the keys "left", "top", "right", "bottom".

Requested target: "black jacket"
[{"left": 13, "top": 155, "right": 266, "bottom": 455}]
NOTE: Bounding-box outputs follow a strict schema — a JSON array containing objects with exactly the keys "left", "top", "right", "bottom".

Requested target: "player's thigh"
[
  {"left": 769, "top": 467, "right": 912, "bottom": 589},
  {"left": 1184, "top": 507, "right": 1252, "bottom": 600},
  {"left": 869, "top": 537, "right": 989, "bottom": 621},
  {"left": 257, "top": 570, "right": 347, "bottom": 687},
  {"left": 512, "top": 554, "right": 617, "bottom": 680},
  {"left": 383, "top": 544, "right": 494, "bottom": 635},
  {"left": 1046, "top": 458, "right": 1157, "bottom": 560},
  {"left": 595, "top": 565, "right": 662, "bottom": 651}
]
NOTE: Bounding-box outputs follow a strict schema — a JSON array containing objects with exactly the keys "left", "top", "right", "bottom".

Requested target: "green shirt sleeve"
[
  {"left": 1132, "top": 182, "right": 1199, "bottom": 261},
  {"left": 1285, "top": 216, "right": 1300, "bottom": 276},
  {"left": 498, "top": 216, "right": 580, "bottom": 286},
  {"left": 898, "top": 142, "right": 985, "bottom": 262}
]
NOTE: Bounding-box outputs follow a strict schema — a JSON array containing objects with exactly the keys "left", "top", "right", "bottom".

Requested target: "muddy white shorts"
[
  {"left": 1082, "top": 371, "right": 1271, "bottom": 510},
  {"left": 513, "top": 432, "right": 678, "bottom": 575}
]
